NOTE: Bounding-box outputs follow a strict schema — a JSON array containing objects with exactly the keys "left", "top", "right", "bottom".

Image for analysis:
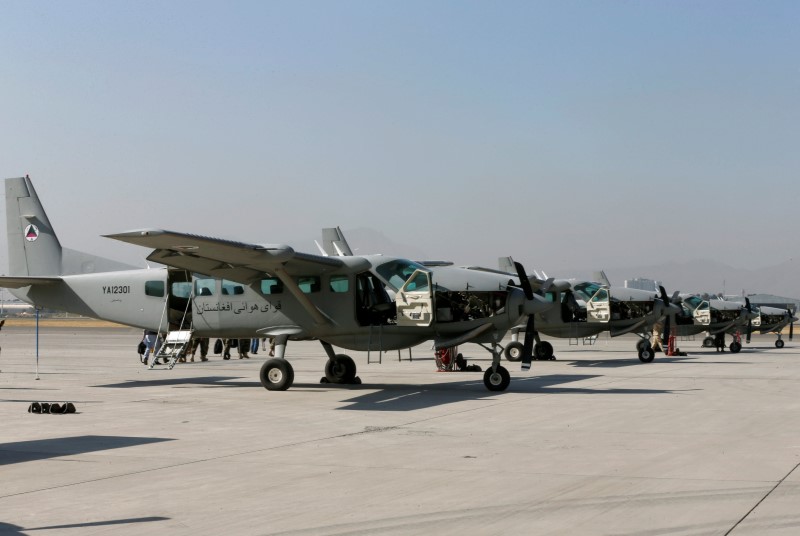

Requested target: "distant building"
[{"left": 624, "top": 278, "right": 662, "bottom": 292}]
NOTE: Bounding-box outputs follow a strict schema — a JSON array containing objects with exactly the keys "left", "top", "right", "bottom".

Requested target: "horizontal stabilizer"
[{"left": 0, "top": 275, "right": 62, "bottom": 288}]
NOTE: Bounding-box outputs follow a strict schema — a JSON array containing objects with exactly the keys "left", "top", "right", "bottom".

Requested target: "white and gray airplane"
[{"left": 1, "top": 176, "right": 554, "bottom": 392}]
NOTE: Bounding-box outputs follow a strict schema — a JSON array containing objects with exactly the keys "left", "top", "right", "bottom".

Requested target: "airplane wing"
[
  {"left": 105, "top": 229, "right": 346, "bottom": 282},
  {"left": 105, "top": 230, "right": 355, "bottom": 327},
  {"left": 0, "top": 276, "right": 62, "bottom": 288}
]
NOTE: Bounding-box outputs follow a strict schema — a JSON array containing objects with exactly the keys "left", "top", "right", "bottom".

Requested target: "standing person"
[
  {"left": 714, "top": 332, "right": 726, "bottom": 352},
  {"left": 250, "top": 337, "right": 259, "bottom": 355},
  {"left": 141, "top": 329, "right": 161, "bottom": 365},
  {"left": 238, "top": 339, "right": 250, "bottom": 359},
  {"left": 190, "top": 337, "right": 209, "bottom": 362}
]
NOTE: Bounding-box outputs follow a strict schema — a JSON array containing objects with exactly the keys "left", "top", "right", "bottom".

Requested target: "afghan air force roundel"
[{"left": 24, "top": 224, "right": 40, "bottom": 242}]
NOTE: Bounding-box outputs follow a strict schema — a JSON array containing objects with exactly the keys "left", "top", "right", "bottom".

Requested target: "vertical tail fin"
[{"left": 6, "top": 176, "right": 63, "bottom": 276}]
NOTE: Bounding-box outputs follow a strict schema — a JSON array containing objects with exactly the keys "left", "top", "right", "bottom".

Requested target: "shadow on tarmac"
[
  {"left": 327, "top": 373, "right": 689, "bottom": 411},
  {"left": 0, "top": 435, "right": 174, "bottom": 466},
  {"left": 93, "top": 376, "right": 253, "bottom": 388},
  {"left": 0, "top": 517, "right": 169, "bottom": 535}
]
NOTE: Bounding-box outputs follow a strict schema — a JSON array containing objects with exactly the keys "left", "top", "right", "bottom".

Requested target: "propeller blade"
[
  {"left": 662, "top": 314, "right": 671, "bottom": 348},
  {"left": 659, "top": 286, "right": 670, "bottom": 305},
  {"left": 514, "top": 262, "right": 534, "bottom": 301},
  {"left": 745, "top": 298, "right": 752, "bottom": 343},
  {"left": 521, "top": 314, "right": 535, "bottom": 371},
  {"left": 790, "top": 309, "right": 794, "bottom": 341}
]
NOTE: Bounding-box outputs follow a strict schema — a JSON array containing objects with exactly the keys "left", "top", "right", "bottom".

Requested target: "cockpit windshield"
[
  {"left": 573, "top": 282, "right": 603, "bottom": 301},
  {"left": 375, "top": 259, "right": 428, "bottom": 291}
]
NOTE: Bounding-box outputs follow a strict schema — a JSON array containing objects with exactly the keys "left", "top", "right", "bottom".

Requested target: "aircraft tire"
[
  {"left": 730, "top": 341, "right": 742, "bottom": 354},
  {"left": 325, "top": 355, "right": 357, "bottom": 384},
  {"left": 504, "top": 342, "right": 523, "bottom": 362},
  {"left": 776, "top": 340, "right": 785, "bottom": 349},
  {"left": 636, "top": 339, "right": 649, "bottom": 352},
  {"left": 538, "top": 341, "right": 554, "bottom": 360},
  {"left": 702, "top": 337, "right": 715, "bottom": 348},
  {"left": 260, "top": 358, "right": 294, "bottom": 391},
  {"left": 638, "top": 346, "right": 655, "bottom": 363},
  {"left": 483, "top": 366, "right": 510, "bottom": 391}
]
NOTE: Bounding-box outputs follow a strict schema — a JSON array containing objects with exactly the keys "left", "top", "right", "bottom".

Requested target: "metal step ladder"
[{"left": 150, "top": 330, "right": 193, "bottom": 370}]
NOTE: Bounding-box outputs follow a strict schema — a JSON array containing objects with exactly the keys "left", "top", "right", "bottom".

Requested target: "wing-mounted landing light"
[{"left": 514, "top": 262, "right": 536, "bottom": 371}]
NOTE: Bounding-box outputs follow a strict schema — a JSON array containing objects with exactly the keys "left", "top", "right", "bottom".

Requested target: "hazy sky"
[{"left": 1, "top": 1, "right": 798, "bottom": 275}]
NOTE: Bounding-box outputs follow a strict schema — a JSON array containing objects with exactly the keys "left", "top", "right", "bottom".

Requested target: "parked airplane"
[
  {"left": 671, "top": 295, "right": 758, "bottom": 353},
  {"left": 318, "top": 234, "right": 681, "bottom": 363},
  {"left": 1, "top": 176, "right": 552, "bottom": 392},
  {"left": 480, "top": 260, "right": 681, "bottom": 363}
]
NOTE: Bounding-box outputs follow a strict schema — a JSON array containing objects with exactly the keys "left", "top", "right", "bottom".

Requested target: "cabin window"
[
  {"left": 261, "top": 277, "right": 283, "bottom": 295},
  {"left": 221, "top": 279, "right": 245, "bottom": 296},
  {"left": 297, "top": 276, "right": 321, "bottom": 294},
  {"left": 145, "top": 280, "right": 165, "bottom": 297},
  {"left": 194, "top": 278, "right": 215, "bottom": 297},
  {"left": 173, "top": 281, "right": 193, "bottom": 299},
  {"left": 329, "top": 275, "right": 349, "bottom": 293}
]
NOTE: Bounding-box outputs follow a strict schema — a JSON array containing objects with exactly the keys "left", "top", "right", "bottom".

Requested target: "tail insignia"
[{"left": 24, "top": 224, "right": 39, "bottom": 242}]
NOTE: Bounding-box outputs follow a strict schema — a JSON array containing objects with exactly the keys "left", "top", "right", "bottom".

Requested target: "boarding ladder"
[
  {"left": 151, "top": 329, "right": 194, "bottom": 370},
  {"left": 366, "top": 323, "right": 413, "bottom": 364},
  {"left": 148, "top": 283, "right": 194, "bottom": 370}
]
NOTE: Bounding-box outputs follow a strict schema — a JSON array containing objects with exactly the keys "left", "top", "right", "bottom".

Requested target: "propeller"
[
  {"left": 514, "top": 262, "right": 536, "bottom": 371},
  {"left": 659, "top": 286, "right": 672, "bottom": 349},
  {"left": 789, "top": 308, "right": 794, "bottom": 341},
  {"left": 745, "top": 298, "right": 752, "bottom": 343}
]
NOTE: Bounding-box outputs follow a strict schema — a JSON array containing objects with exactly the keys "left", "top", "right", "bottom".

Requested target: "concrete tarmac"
[{"left": 1, "top": 325, "right": 799, "bottom": 535}]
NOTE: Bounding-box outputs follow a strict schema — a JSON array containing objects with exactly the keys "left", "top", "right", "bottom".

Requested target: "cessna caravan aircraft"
[{"left": 1, "top": 176, "right": 554, "bottom": 392}]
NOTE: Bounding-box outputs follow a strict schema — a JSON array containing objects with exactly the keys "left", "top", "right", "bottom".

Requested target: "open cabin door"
[
  {"left": 693, "top": 300, "right": 711, "bottom": 325},
  {"left": 586, "top": 287, "right": 611, "bottom": 323},
  {"left": 396, "top": 269, "right": 434, "bottom": 327},
  {"left": 167, "top": 269, "right": 193, "bottom": 330}
]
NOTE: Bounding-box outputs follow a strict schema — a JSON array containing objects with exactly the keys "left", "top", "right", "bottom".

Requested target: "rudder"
[{"left": 6, "top": 176, "right": 63, "bottom": 276}]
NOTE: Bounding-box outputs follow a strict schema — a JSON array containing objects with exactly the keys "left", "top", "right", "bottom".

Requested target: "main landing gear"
[
  {"left": 259, "top": 338, "right": 363, "bottom": 391},
  {"left": 504, "top": 340, "right": 555, "bottom": 361},
  {"left": 776, "top": 337, "right": 785, "bottom": 349}
]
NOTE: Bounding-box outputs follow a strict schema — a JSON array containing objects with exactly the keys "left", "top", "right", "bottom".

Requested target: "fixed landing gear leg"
[
  {"left": 483, "top": 342, "right": 510, "bottom": 392},
  {"left": 320, "top": 341, "right": 360, "bottom": 385}
]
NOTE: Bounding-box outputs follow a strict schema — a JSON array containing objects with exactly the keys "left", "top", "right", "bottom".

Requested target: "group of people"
[{"left": 139, "top": 330, "right": 274, "bottom": 364}]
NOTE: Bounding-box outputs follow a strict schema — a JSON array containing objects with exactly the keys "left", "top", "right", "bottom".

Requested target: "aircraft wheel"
[
  {"left": 504, "top": 341, "right": 523, "bottom": 362},
  {"left": 702, "top": 336, "right": 715, "bottom": 348},
  {"left": 325, "top": 354, "right": 357, "bottom": 384},
  {"left": 539, "top": 341, "right": 554, "bottom": 360},
  {"left": 260, "top": 358, "right": 294, "bottom": 391},
  {"left": 636, "top": 339, "right": 649, "bottom": 352},
  {"left": 483, "top": 366, "right": 510, "bottom": 392},
  {"left": 638, "top": 345, "right": 655, "bottom": 363},
  {"left": 776, "top": 339, "right": 785, "bottom": 349},
  {"left": 730, "top": 341, "right": 742, "bottom": 353}
]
